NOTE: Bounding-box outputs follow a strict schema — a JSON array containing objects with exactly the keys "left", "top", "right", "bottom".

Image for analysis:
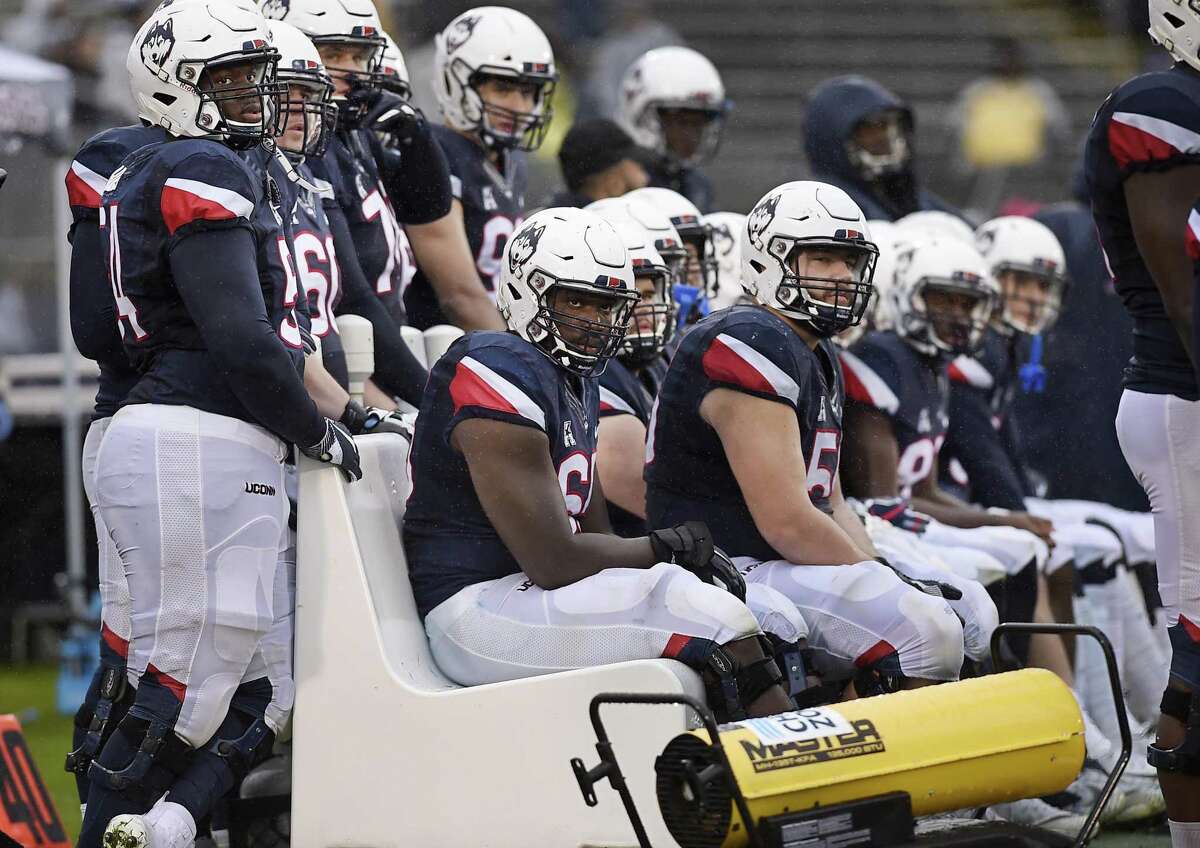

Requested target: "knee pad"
[
  {"left": 66, "top": 665, "right": 133, "bottom": 775},
  {"left": 208, "top": 718, "right": 276, "bottom": 784},
  {"left": 698, "top": 638, "right": 786, "bottom": 723},
  {"left": 1147, "top": 687, "right": 1200, "bottom": 775},
  {"left": 88, "top": 713, "right": 193, "bottom": 801}
]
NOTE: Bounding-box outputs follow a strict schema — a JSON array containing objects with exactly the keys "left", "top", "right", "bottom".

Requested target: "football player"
[
  {"left": 584, "top": 196, "right": 679, "bottom": 537},
  {"left": 403, "top": 207, "right": 795, "bottom": 721},
  {"left": 646, "top": 181, "right": 976, "bottom": 694},
  {"left": 1084, "top": 1, "right": 1200, "bottom": 834},
  {"left": 618, "top": 46, "right": 729, "bottom": 213},
  {"left": 628, "top": 186, "right": 716, "bottom": 331},
  {"left": 78, "top": 6, "right": 361, "bottom": 848},
  {"left": 401, "top": 6, "right": 557, "bottom": 330}
]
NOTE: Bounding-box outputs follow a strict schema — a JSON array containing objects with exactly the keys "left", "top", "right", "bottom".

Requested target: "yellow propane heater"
[{"left": 571, "top": 624, "right": 1131, "bottom": 848}]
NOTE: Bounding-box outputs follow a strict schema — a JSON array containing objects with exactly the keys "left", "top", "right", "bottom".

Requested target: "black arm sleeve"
[
  {"left": 326, "top": 203, "right": 429, "bottom": 405},
  {"left": 69, "top": 218, "right": 124, "bottom": 362},
  {"left": 170, "top": 228, "right": 326, "bottom": 446},
  {"left": 944, "top": 383, "right": 1027, "bottom": 511},
  {"left": 373, "top": 124, "right": 453, "bottom": 225}
]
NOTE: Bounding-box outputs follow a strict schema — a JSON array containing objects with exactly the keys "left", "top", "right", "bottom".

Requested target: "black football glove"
[
  {"left": 299, "top": 419, "right": 362, "bottom": 482},
  {"left": 876, "top": 557, "right": 962, "bottom": 601},
  {"left": 649, "top": 521, "right": 746, "bottom": 601},
  {"left": 298, "top": 323, "right": 318, "bottom": 356},
  {"left": 339, "top": 400, "right": 413, "bottom": 439},
  {"left": 361, "top": 90, "right": 425, "bottom": 145},
  {"left": 865, "top": 497, "right": 931, "bottom": 535}
]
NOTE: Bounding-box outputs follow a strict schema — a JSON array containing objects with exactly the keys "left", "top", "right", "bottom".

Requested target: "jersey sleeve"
[
  {"left": 443, "top": 342, "right": 551, "bottom": 444},
  {"left": 840, "top": 338, "right": 903, "bottom": 417},
  {"left": 598, "top": 366, "right": 641, "bottom": 419},
  {"left": 308, "top": 142, "right": 356, "bottom": 213},
  {"left": 1105, "top": 83, "right": 1200, "bottom": 176},
  {"left": 372, "top": 125, "right": 453, "bottom": 225},
  {"left": 65, "top": 157, "right": 109, "bottom": 222},
  {"left": 946, "top": 354, "right": 995, "bottom": 390},
  {"left": 697, "top": 320, "right": 805, "bottom": 409},
  {"left": 161, "top": 151, "right": 257, "bottom": 243}
]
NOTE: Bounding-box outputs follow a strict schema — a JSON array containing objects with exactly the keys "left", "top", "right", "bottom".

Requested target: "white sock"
[{"left": 1170, "top": 819, "right": 1200, "bottom": 848}]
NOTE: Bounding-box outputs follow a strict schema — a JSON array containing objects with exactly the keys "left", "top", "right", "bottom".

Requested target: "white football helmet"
[
  {"left": 497, "top": 207, "right": 637, "bottom": 376},
  {"left": 895, "top": 209, "right": 976, "bottom": 246},
  {"left": 271, "top": 20, "right": 336, "bottom": 158},
  {"left": 128, "top": 2, "right": 281, "bottom": 149},
  {"left": 627, "top": 186, "right": 717, "bottom": 307},
  {"left": 380, "top": 33, "right": 411, "bottom": 99},
  {"left": 891, "top": 236, "right": 999, "bottom": 357},
  {"left": 259, "top": 0, "right": 386, "bottom": 126},
  {"left": 433, "top": 7, "right": 557, "bottom": 151},
  {"left": 619, "top": 46, "right": 729, "bottom": 167},
  {"left": 837, "top": 218, "right": 899, "bottom": 347},
  {"left": 586, "top": 197, "right": 676, "bottom": 364},
  {"left": 704, "top": 211, "right": 747, "bottom": 311},
  {"left": 1149, "top": 0, "right": 1200, "bottom": 71},
  {"left": 741, "top": 181, "right": 878, "bottom": 338},
  {"left": 975, "top": 215, "right": 1068, "bottom": 336}
]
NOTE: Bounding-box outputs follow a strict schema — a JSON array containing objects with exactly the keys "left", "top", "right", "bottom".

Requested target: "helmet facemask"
[
  {"left": 276, "top": 70, "right": 337, "bottom": 160},
  {"left": 993, "top": 263, "right": 1066, "bottom": 336},
  {"left": 670, "top": 218, "right": 719, "bottom": 320},
  {"left": 312, "top": 33, "right": 386, "bottom": 128},
  {"left": 524, "top": 272, "right": 637, "bottom": 377},
  {"left": 762, "top": 235, "right": 878, "bottom": 338},
  {"left": 463, "top": 68, "right": 556, "bottom": 152},
  {"left": 652, "top": 104, "right": 726, "bottom": 167},
  {"left": 620, "top": 264, "right": 676, "bottom": 367},
  {"left": 190, "top": 50, "right": 285, "bottom": 150},
  {"left": 846, "top": 110, "right": 911, "bottom": 181},
  {"left": 904, "top": 277, "right": 996, "bottom": 356}
]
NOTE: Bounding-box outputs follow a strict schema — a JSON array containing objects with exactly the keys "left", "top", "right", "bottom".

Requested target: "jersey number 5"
[{"left": 805, "top": 428, "right": 840, "bottom": 500}]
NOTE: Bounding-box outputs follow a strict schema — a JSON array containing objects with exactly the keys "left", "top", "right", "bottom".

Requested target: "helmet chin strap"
[{"left": 269, "top": 144, "right": 334, "bottom": 198}]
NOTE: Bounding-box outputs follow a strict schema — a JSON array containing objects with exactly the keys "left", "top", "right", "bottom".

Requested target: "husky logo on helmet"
[
  {"left": 140, "top": 17, "right": 175, "bottom": 68},
  {"left": 710, "top": 221, "right": 735, "bottom": 258},
  {"left": 444, "top": 14, "right": 481, "bottom": 54},
  {"left": 507, "top": 221, "right": 545, "bottom": 279},
  {"left": 746, "top": 193, "right": 781, "bottom": 250},
  {"left": 261, "top": 0, "right": 290, "bottom": 18}
]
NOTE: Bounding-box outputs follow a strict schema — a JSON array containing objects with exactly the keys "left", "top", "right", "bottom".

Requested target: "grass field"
[{"left": 0, "top": 664, "right": 1175, "bottom": 847}]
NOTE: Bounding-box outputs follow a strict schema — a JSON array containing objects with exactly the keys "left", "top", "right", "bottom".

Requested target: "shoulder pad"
[
  {"left": 158, "top": 143, "right": 258, "bottom": 235},
  {"left": 698, "top": 308, "right": 805, "bottom": 405},
  {"left": 841, "top": 336, "right": 902, "bottom": 415}
]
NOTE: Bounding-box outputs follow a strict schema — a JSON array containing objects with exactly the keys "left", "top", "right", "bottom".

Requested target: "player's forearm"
[
  {"left": 832, "top": 498, "right": 877, "bottom": 558},
  {"left": 523, "top": 533, "right": 657, "bottom": 590},
  {"left": 910, "top": 491, "right": 1000, "bottom": 530},
  {"left": 304, "top": 351, "right": 352, "bottom": 419},
  {"left": 598, "top": 460, "right": 647, "bottom": 520},
  {"left": 762, "top": 510, "right": 871, "bottom": 566},
  {"left": 406, "top": 219, "right": 504, "bottom": 331},
  {"left": 438, "top": 286, "right": 506, "bottom": 332}
]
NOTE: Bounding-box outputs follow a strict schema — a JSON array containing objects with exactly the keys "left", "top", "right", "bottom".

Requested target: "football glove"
[
  {"left": 298, "top": 323, "right": 318, "bottom": 356},
  {"left": 649, "top": 521, "right": 746, "bottom": 601},
  {"left": 339, "top": 400, "right": 413, "bottom": 440},
  {"left": 361, "top": 90, "right": 425, "bottom": 145},
  {"left": 877, "top": 557, "right": 962, "bottom": 601},
  {"left": 866, "top": 497, "right": 931, "bottom": 535},
  {"left": 299, "top": 419, "right": 362, "bottom": 482}
]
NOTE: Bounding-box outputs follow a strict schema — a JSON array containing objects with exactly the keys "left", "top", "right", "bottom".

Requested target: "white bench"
[{"left": 290, "top": 433, "right": 704, "bottom": 847}]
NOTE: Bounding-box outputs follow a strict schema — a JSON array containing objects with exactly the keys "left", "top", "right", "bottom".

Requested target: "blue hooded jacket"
[{"left": 803, "top": 76, "right": 958, "bottom": 221}]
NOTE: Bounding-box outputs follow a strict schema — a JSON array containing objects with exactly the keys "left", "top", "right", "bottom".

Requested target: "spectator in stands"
[
  {"left": 547, "top": 119, "right": 649, "bottom": 207},
  {"left": 948, "top": 37, "right": 1070, "bottom": 215},
  {"left": 1013, "top": 164, "right": 1148, "bottom": 512},
  {"left": 803, "top": 75, "right": 960, "bottom": 222},
  {"left": 577, "top": 0, "right": 679, "bottom": 121}
]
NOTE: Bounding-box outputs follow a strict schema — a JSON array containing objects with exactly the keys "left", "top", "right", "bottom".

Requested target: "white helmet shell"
[
  {"left": 741, "top": 180, "right": 878, "bottom": 337},
  {"left": 1149, "top": 0, "right": 1200, "bottom": 71},
  {"left": 128, "top": 2, "right": 280, "bottom": 146},
  {"left": 618, "top": 45, "right": 728, "bottom": 166},
  {"left": 704, "top": 211, "right": 747, "bottom": 310},
  {"left": 837, "top": 218, "right": 899, "bottom": 347},
  {"left": 975, "top": 215, "right": 1067, "bottom": 335},
  {"left": 497, "top": 207, "right": 637, "bottom": 376},
  {"left": 891, "top": 236, "right": 999, "bottom": 357},
  {"left": 380, "top": 32, "right": 410, "bottom": 97},
  {"left": 270, "top": 19, "right": 336, "bottom": 157},
  {"left": 626, "top": 186, "right": 716, "bottom": 298},
  {"left": 433, "top": 6, "right": 557, "bottom": 151},
  {"left": 895, "top": 209, "right": 975, "bottom": 246}
]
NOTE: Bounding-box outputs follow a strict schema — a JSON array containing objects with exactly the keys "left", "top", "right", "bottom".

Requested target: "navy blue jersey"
[
  {"left": 102, "top": 139, "right": 306, "bottom": 424},
  {"left": 645, "top": 306, "right": 845, "bottom": 560},
  {"left": 310, "top": 129, "right": 416, "bottom": 311},
  {"left": 842, "top": 331, "right": 948, "bottom": 495},
  {"left": 404, "top": 332, "right": 600, "bottom": 618},
  {"left": 941, "top": 330, "right": 1029, "bottom": 510},
  {"left": 403, "top": 125, "right": 527, "bottom": 329},
  {"left": 599, "top": 358, "right": 655, "bottom": 538},
  {"left": 66, "top": 124, "right": 169, "bottom": 419},
  {"left": 645, "top": 157, "right": 715, "bottom": 214},
  {"left": 1084, "top": 64, "right": 1200, "bottom": 399}
]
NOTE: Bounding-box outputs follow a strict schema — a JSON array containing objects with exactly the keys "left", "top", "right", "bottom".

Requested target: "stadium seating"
[{"left": 290, "top": 435, "right": 707, "bottom": 847}]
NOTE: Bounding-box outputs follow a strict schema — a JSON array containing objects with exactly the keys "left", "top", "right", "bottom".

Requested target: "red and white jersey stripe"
[
  {"left": 160, "top": 177, "right": 255, "bottom": 235},
  {"left": 947, "top": 355, "right": 994, "bottom": 389},
  {"left": 1109, "top": 110, "right": 1200, "bottom": 169},
  {"left": 839, "top": 349, "right": 900, "bottom": 415},
  {"left": 599, "top": 384, "right": 636, "bottom": 415},
  {"left": 702, "top": 332, "right": 800, "bottom": 405},
  {"left": 66, "top": 159, "right": 108, "bottom": 209},
  {"left": 449, "top": 355, "right": 547, "bottom": 430}
]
